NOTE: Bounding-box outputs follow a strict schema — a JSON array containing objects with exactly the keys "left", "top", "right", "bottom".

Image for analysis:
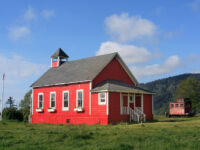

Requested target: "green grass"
[{"left": 0, "top": 116, "right": 200, "bottom": 150}]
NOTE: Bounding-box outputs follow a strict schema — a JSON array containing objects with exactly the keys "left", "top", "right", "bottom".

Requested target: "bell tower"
[{"left": 51, "top": 48, "right": 69, "bottom": 68}]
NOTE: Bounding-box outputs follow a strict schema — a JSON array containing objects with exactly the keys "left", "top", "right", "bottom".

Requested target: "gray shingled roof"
[
  {"left": 31, "top": 53, "right": 118, "bottom": 87},
  {"left": 91, "top": 79, "right": 154, "bottom": 94},
  {"left": 51, "top": 48, "right": 69, "bottom": 59}
]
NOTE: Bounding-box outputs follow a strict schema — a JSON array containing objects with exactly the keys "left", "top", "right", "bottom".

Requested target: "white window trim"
[
  {"left": 62, "top": 91, "right": 69, "bottom": 111},
  {"left": 50, "top": 92, "right": 56, "bottom": 108},
  {"left": 98, "top": 92, "right": 106, "bottom": 105},
  {"left": 38, "top": 93, "right": 44, "bottom": 108},
  {"left": 76, "top": 89, "right": 84, "bottom": 108}
]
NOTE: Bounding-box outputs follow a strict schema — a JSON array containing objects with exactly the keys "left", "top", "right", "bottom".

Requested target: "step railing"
[
  {"left": 121, "top": 106, "right": 129, "bottom": 115},
  {"left": 130, "top": 107, "right": 146, "bottom": 123},
  {"left": 121, "top": 106, "right": 146, "bottom": 123}
]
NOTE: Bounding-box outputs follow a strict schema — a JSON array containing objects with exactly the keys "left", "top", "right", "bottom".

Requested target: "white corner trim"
[
  {"left": 32, "top": 89, "right": 34, "bottom": 115},
  {"left": 107, "top": 92, "right": 109, "bottom": 115},
  {"left": 134, "top": 93, "right": 136, "bottom": 109},
  {"left": 62, "top": 90, "right": 69, "bottom": 111},
  {"left": 51, "top": 58, "right": 53, "bottom": 68},
  {"left": 89, "top": 82, "right": 92, "bottom": 115},
  {"left": 152, "top": 95, "right": 154, "bottom": 115},
  {"left": 50, "top": 92, "right": 56, "bottom": 108},
  {"left": 120, "top": 93, "right": 122, "bottom": 115},
  {"left": 141, "top": 94, "right": 144, "bottom": 113}
]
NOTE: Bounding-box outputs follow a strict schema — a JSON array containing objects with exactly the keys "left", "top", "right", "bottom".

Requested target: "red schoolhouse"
[{"left": 31, "top": 48, "right": 154, "bottom": 125}]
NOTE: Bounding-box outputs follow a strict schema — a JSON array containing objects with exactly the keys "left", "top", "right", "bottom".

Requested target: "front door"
[
  {"left": 129, "top": 95, "right": 134, "bottom": 109},
  {"left": 123, "top": 95, "right": 128, "bottom": 107},
  {"left": 136, "top": 95, "right": 141, "bottom": 107}
]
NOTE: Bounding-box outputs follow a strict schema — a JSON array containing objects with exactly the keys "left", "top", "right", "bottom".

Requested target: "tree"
[
  {"left": 176, "top": 77, "right": 200, "bottom": 113},
  {"left": 19, "top": 90, "right": 32, "bottom": 109},
  {"left": 6, "top": 96, "right": 16, "bottom": 108},
  {"left": 19, "top": 90, "right": 32, "bottom": 122}
]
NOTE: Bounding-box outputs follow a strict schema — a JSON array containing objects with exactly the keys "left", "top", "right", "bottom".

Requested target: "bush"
[
  {"left": 2, "top": 107, "right": 23, "bottom": 121},
  {"left": 20, "top": 107, "right": 30, "bottom": 122}
]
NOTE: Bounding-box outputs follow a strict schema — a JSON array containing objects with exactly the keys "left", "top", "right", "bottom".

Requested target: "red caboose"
[{"left": 169, "top": 98, "right": 193, "bottom": 117}]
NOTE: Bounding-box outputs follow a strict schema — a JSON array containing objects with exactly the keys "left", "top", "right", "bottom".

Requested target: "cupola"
[{"left": 51, "top": 48, "right": 69, "bottom": 68}]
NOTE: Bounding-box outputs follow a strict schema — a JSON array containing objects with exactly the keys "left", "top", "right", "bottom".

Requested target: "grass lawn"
[{"left": 0, "top": 116, "right": 200, "bottom": 150}]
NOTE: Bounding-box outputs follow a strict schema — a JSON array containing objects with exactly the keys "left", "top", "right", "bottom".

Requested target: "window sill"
[
  {"left": 48, "top": 108, "right": 56, "bottom": 113},
  {"left": 74, "top": 107, "right": 84, "bottom": 112},
  {"left": 62, "top": 108, "right": 69, "bottom": 111},
  {"left": 36, "top": 108, "right": 44, "bottom": 113},
  {"left": 98, "top": 102, "right": 106, "bottom": 105}
]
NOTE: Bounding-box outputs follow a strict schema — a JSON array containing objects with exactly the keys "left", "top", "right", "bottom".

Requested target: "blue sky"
[{"left": 0, "top": 0, "right": 200, "bottom": 106}]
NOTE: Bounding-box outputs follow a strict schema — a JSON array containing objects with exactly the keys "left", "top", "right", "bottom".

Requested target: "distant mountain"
[{"left": 140, "top": 73, "right": 200, "bottom": 115}]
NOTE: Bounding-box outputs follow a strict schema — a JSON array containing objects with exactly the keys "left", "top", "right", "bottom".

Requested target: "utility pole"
[{"left": 0, "top": 73, "right": 5, "bottom": 121}]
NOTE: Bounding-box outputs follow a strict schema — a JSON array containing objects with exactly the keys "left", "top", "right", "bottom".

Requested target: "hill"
[{"left": 140, "top": 73, "right": 200, "bottom": 115}]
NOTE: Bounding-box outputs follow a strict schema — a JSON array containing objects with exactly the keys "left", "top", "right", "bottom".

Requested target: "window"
[
  {"left": 50, "top": 92, "right": 56, "bottom": 108},
  {"left": 129, "top": 95, "right": 134, "bottom": 102},
  {"left": 77, "top": 90, "right": 83, "bottom": 108},
  {"left": 180, "top": 104, "right": 184, "bottom": 108},
  {"left": 63, "top": 91, "right": 69, "bottom": 110},
  {"left": 98, "top": 93, "right": 106, "bottom": 105},
  {"left": 175, "top": 104, "right": 179, "bottom": 107},
  {"left": 38, "top": 93, "right": 43, "bottom": 108},
  {"left": 171, "top": 104, "right": 174, "bottom": 108}
]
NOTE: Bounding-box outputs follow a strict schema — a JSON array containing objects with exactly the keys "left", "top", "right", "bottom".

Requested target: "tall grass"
[{"left": 0, "top": 116, "right": 200, "bottom": 150}]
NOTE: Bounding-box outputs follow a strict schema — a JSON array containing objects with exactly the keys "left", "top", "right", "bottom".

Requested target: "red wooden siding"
[
  {"left": 108, "top": 92, "right": 129, "bottom": 124},
  {"left": 32, "top": 82, "right": 108, "bottom": 125},
  {"left": 169, "top": 103, "right": 185, "bottom": 115},
  {"left": 90, "top": 93, "right": 108, "bottom": 125},
  {"left": 143, "top": 94, "right": 153, "bottom": 120},
  {"left": 52, "top": 61, "right": 58, "bottom": 68},
  {"left": 135, "top": 95, "right": 141, "bottom": 107},
  {"left": 92, "top": 58, "right": 135, "bottom": 88}
]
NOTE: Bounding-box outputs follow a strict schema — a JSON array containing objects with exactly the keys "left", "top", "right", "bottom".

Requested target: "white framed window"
[
  {"left": 63, "top": 91, "right": 69, "bottom": 111},
  {"left": 50, "top": 92, "right": 56, "bottom": 108},
  {"left": 98, "top": 93, "right": 106, "bottom": 105},
  {"left": 38, "top": 93, "right": 44, "bottom": 108},
  {"left": 76, "top": 90, "right": 84, "bottom": 108}
]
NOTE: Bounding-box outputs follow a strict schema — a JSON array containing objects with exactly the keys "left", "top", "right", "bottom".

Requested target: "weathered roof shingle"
[
  {"left": 31, "top": 53, "right": 117, "bottom": 87},
  {"left": 91, "top": 79, "right": 154, "bottom": 94}
]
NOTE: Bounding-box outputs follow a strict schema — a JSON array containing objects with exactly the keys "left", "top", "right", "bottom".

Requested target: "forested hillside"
[{"left": 140, "top": 73, "right": 200, "bottom": 115}]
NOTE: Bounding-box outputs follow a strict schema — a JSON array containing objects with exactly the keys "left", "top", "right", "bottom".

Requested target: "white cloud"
[
  {"left": 41, "top": 9, "right": 55, "bottom": 19},
  {"left": 189, "top": 0, "right": 200, "bottom": 12},
  {"left": 8, "top": 26, "right": 31, "bottom": 41},
  {"left": 24, "top": 6, "right": 37, "bottom": 21},
  {"left": 105, "top": 13, "right": 156, "bottom": 42},
  {"left": 0, "top": 53, "right": 48, "bottom": 108},
  {"left": 131, "top": 55, "right": 182, "bottom": 78},
  {"left": 96, "top": 41, "right": 152, "bottom": 64},
  {"left": 0, "top": 54, "right": 48, "bottom": 78}
]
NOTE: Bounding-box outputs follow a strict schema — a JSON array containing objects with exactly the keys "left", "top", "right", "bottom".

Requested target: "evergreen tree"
[{"left": 6, "top": 97, "right": 16, "bottom": 108}]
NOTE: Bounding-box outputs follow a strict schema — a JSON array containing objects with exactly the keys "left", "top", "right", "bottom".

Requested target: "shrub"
[
  {"left": 2, "top": 107, "right": 23, "bottom": 121},
  {"left": 20, "top": 107, "right": 30, "bottom": 122}
]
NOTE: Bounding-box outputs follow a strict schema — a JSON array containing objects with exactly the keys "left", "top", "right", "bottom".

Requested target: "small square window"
[
  {"left": 171, "top": 104, "right": 174, "bottom": 108},
  {"left": 129, "top": 96, "right": 134, "bottom": 102},
  {"left": 99, "top": 93, "right": 106, "bottom": 105},
  {"left": 176, "top": 104, "right": 179, "bottom": 107},
  {"left": 180, "top": 104, "right": 184, "bottom": 107}
]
